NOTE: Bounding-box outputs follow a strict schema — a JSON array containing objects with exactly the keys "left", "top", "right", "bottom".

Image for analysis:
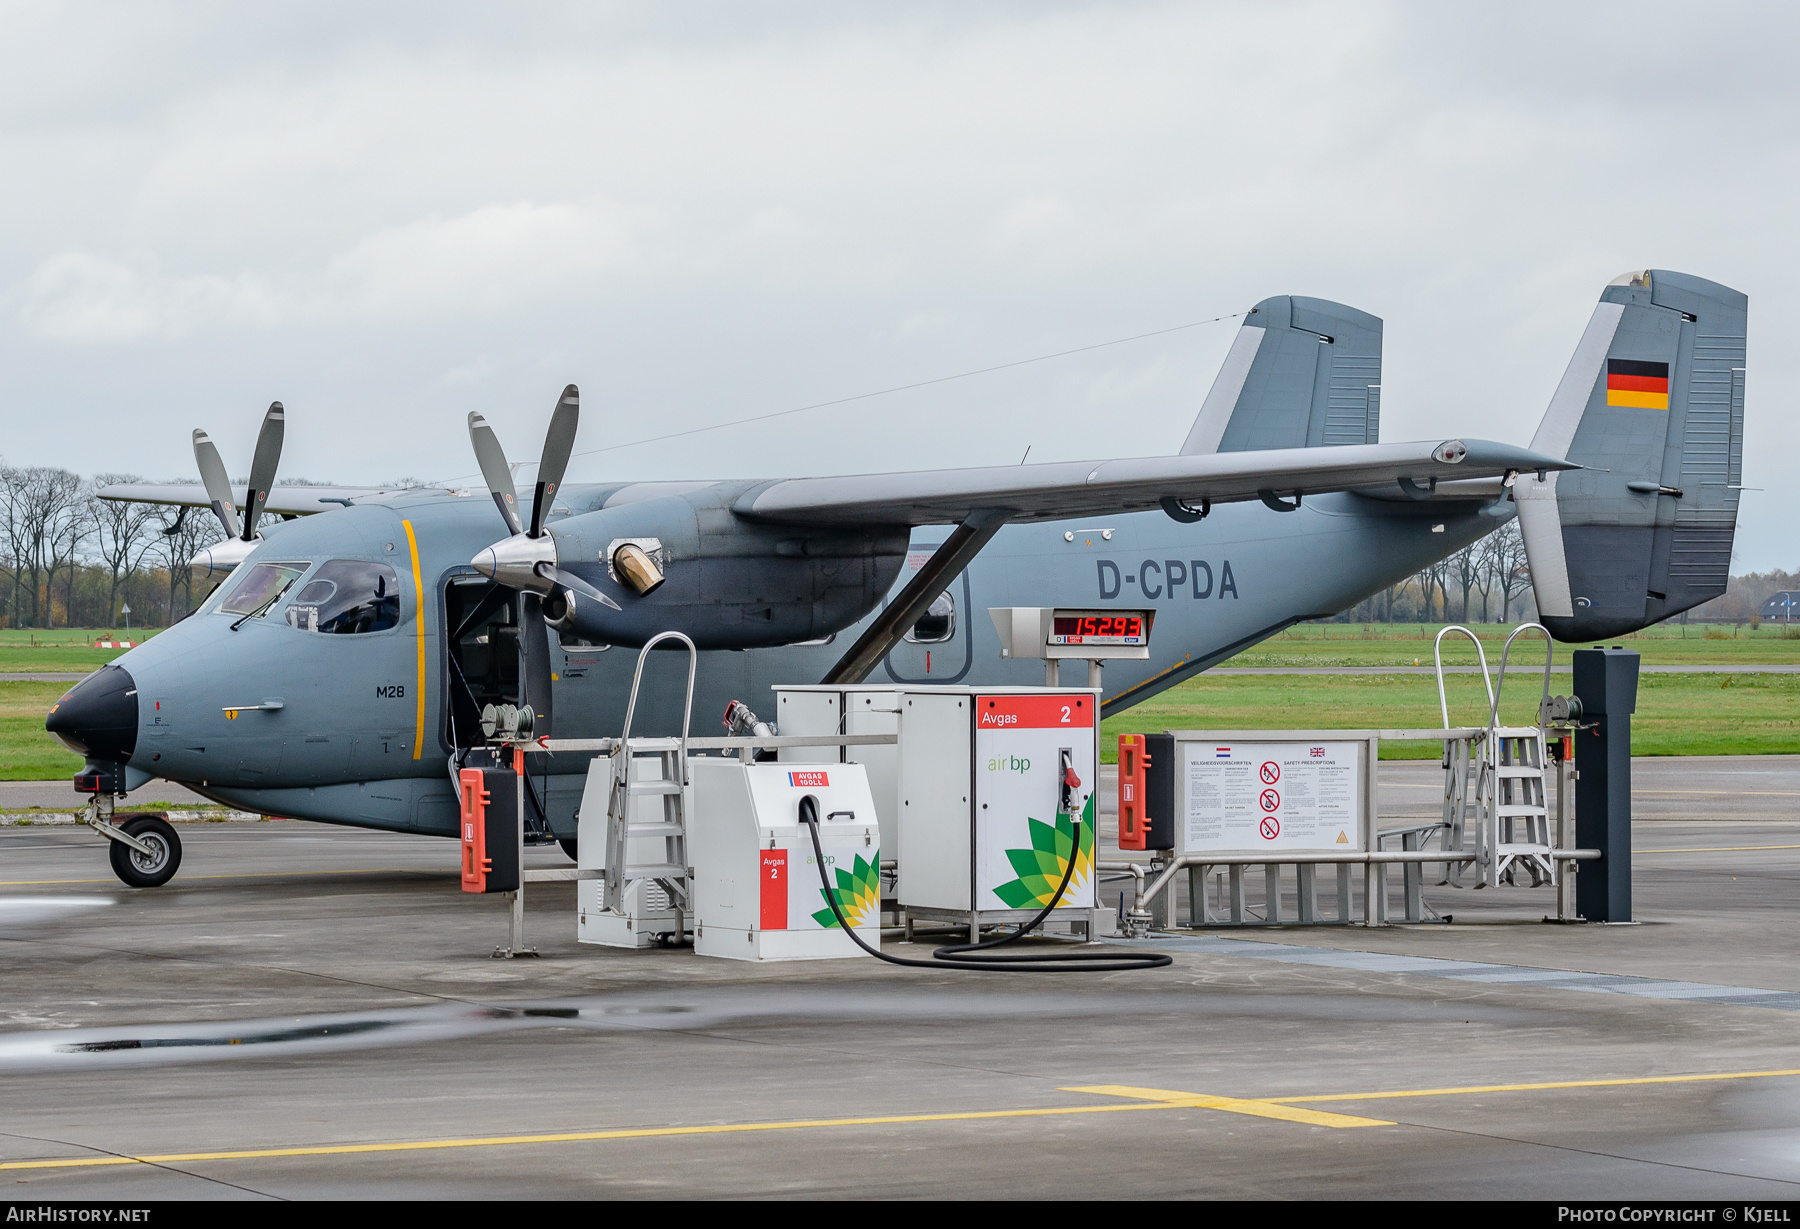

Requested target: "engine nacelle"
[{"left": 543, "top": 490, "right": 907, "bottom": 649}]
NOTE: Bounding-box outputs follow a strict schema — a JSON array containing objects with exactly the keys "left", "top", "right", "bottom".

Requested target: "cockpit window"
[
  {"left": 284, "top": 560, "right": 402, "bottom": 634},
  {"left": 219, "top": 562, "right": 308, "bottom": 618}
]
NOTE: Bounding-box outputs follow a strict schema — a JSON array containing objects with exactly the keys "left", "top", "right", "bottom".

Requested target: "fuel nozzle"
[
  {"left": 723, "top": 699, "right": 776, "bottom": 761},
  {"left": 1060, "top": 748, "right": 1082, "bottom": 818}
]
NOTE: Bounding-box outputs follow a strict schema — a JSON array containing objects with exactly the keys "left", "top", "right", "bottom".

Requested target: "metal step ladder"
[
  {"left": 1430, "top": 623, "right": 1558, "bottom": 890},
  {"left": 1478, "top": 626, "right": 1557, "bottom": 888},
  {"left": 596, "top": 631, "right": 698, "bottom": 946}
]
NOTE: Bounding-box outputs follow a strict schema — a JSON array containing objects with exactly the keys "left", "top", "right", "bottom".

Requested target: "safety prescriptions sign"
[{"left": 1180, "top": 741, "right": 1363, "bottom": 854}]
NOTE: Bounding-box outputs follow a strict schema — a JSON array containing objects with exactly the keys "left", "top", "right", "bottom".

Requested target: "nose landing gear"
[
  {"left": 107, "top": 815, "right": 183, "bottom": 888},
  {"left": 75, "top": 763, "right": 184, "bottom": 888}
]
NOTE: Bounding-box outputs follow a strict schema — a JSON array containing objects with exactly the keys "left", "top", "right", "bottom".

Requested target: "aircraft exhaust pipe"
[{"left": 611, "top": 542, "right": 665, "bottom": 595}]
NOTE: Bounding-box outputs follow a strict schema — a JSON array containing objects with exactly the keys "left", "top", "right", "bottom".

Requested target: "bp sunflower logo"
[
  {"left": 811, "top": 852, "right": 881, "bottom": 929},
  {"left": 992, "top": 793, "right": 1096, "bottom": 908}
]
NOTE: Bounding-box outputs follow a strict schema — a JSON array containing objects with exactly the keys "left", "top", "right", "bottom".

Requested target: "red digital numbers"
[{"left": 1052, "top": 614, "right": 1143, "bottom": 641}]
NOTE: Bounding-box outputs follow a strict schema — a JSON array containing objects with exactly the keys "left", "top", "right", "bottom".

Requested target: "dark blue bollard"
[{"left": 1573, "top": 647, "right": 1639, "bottom": 922}]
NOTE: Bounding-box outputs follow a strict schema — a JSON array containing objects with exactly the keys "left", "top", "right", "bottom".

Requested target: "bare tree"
[
  {"left": 1, "top": 467, "right": 87, "bottom": 627},
  {"left": 91, "top": 474, "right": 163, "bottom": 627},
  {"left": 1473, "top": 529, "right": 1505, "bottom": 621},
  {"left": 1451, "top": 544, "right": 1483, "bottom": 622},
  {"left": 1413, "top": 558, "right": 1451, "bottom": 623},
  {"left": 0, "top": 466, "right": 27, "bottom": 628},
  {"left": 151, "top": 500, "right": 226, "bottom": 622},
  {"left": 1486, "top": 521, "right": 1531, "bottom": 622},
  {"left": 47, "top": 476, "right": 95, "bottom": 627}
]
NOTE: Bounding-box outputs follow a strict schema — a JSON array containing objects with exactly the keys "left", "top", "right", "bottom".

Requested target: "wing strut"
[{"left": 822, "top": 508, "right": 1009, "bottom": 685}]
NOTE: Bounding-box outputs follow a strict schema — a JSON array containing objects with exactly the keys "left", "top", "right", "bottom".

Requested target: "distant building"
[{"left": 1761, "top": 591, "right": 1800, "bottom": 622}]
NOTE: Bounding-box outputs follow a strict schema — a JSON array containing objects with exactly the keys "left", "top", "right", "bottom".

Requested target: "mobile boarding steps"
[
  {"left": 541, "top": 633, "right": 897, "bottom": 949},
  {"left": 1376, "top": 624, "right": 1560, "bottom": 909},
  {"left": 587, "top": 631, "right": 699, "bottom": 948}
]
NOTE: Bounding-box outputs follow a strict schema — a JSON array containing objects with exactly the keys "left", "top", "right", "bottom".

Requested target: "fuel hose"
[{"left": 799, "top": 795, "right": 1170, "bottom": 973}]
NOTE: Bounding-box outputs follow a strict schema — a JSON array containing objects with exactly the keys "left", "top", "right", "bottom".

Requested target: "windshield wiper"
[{"left": 231, "top": 581, "right": 296, "bottom": 631}]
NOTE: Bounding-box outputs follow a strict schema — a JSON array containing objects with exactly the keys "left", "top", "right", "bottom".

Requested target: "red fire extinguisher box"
[
  {"left": 1116, "top": 733, "right": 1175, "bottom": 852},
  {"left": 459, "top": 766, "right": 520, "bottom": 893}
]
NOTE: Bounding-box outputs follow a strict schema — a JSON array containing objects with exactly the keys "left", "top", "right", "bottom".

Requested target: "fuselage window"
[
  {"left": 219, "top": 562, "right": 309, "bottom": 619},
  {"left": 905, "top": 592, "right": 956, "bottom": 644},
  {"left": 285, "top": 560, "right": 402, "bottom": 634}
]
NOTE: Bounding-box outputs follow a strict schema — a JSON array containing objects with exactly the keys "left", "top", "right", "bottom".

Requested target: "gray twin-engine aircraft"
[{"left": 49, "top": 269, "right": 1746, "bottom": 887}]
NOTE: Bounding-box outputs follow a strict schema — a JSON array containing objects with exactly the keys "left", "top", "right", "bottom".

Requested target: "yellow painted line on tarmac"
[
  {"left": 1636, "top": 790, "right": 1800, "bottom": 797},
  {"left": 1062, "top": 1085, "right": 1391, "bottom": 1127},
  {"left": 1636, "top": 845, "right": 1800, "bottom": 854},
  {"left": 15, "top": 1068, "right": 1800, "bottom": 1172},
  {"left": 1258, "top": 1067, "right": 1800, "bottom": 1105},
  {"left": 0, "top": 1101, "right": 1192, "bottom": 1172},
  {"left": 0, "top": 869, "right": 450, "bottom": 887}
]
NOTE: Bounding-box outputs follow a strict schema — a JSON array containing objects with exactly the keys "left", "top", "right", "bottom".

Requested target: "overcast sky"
[{"left": 2, "top": 1, "right": 1794, "bottom": 569}]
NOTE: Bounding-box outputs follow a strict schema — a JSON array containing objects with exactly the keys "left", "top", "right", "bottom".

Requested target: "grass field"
[
  {"left": 0, "top": 628, "right": 156, "bottom": 673},
  {"left": 1100, "top": 669, "right": 1800, "bottom": 761},
  {"left": 5, "top": 622, "right": 1799, "bottom": 780},
  {"left": 3, "top": 680, "right": 86, "bottom": 780},
  {"left": 1228, "top": 622, "right": 1800, "bottom": 668}
]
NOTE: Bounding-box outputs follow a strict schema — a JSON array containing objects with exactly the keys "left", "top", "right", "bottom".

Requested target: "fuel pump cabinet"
[
  {"left": 895, "top": 689, "right": 1101, "bottom": 936},
  {"left": 689, "top": 760, "right": 882, "bottom": 961}
]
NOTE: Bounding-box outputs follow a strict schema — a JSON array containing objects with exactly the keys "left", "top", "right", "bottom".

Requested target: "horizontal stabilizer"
[{"left": 1181, "top": 297, "right": 1382, "bottom": 454}]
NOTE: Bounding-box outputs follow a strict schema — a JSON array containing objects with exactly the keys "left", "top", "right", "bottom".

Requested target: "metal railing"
[{"left": 1112, "top": 845, "right": 1600, "bottom": 931}]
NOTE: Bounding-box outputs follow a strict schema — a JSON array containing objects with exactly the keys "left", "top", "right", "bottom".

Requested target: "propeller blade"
[
  {"left": 242, "top": 401, "right": 285, "bottom": 541},
  {"left": 529, "top": 385, "right": 579, "bottom": 539},
  {"left": 518, "top": 594, "right": 553, "bottom": 740},
  {"left": 547, "top": 565, "right": 622, "bottom": 611},
  {"left": 467, "top": 412, "right": 524, "bottom": 537},
  {"left": 191, "top": 429, "right": 243, "bottom": 540}
]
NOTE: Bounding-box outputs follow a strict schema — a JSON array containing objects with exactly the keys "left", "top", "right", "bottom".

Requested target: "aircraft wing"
[
  {"left": 97, "top": 483, "right": 402, "bottom": 515},
  {"left": 732, "top": 438, "right": 1572, "bottom": 527}
]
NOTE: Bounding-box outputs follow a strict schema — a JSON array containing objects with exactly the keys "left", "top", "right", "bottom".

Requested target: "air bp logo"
[{"left": 811, "top": 854, "right": 880, "bottom": 929}]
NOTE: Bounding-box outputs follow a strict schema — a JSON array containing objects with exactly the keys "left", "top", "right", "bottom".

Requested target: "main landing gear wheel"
[
  {"left": 558, "top": 837, "right": 578, "bottom": 862},
  {"left": 108, "top": 815, "right": 182, "bottom": 888}
]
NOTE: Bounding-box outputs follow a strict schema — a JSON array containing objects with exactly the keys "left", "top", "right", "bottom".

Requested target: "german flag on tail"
[{"left": 1606, "top": 358, "right": 1670, "bottom": 409}]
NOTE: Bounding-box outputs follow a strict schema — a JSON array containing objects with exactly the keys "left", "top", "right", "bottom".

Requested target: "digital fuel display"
[{"left": 1047, "top": 611, "right": 1151, "bottom": 647}]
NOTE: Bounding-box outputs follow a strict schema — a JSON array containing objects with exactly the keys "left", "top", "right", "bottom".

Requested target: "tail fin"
[
  {"left": 1180, "top": 296, "right": 1382, "bottom": 454},
  {"left": 1515, "top": 270, "right": 1747, "bottom": 641}
]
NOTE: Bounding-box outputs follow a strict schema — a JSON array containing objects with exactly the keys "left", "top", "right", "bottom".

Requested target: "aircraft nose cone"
[{"left": 45, "top": 664, "right": 138, "bottom": 762}]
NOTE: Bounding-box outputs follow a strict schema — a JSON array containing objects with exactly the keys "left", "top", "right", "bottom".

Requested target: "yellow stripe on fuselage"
[
  {"left": 402, "top": 521, "right": 426, "bottom": 760},
  {"left": 1606, "top": 388, "right": 1669, "bottom": 409}
]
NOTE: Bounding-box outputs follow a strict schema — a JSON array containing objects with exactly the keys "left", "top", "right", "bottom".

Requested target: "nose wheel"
[{"left": 106, "top": 815, "right": 183, "bottom": 888}]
